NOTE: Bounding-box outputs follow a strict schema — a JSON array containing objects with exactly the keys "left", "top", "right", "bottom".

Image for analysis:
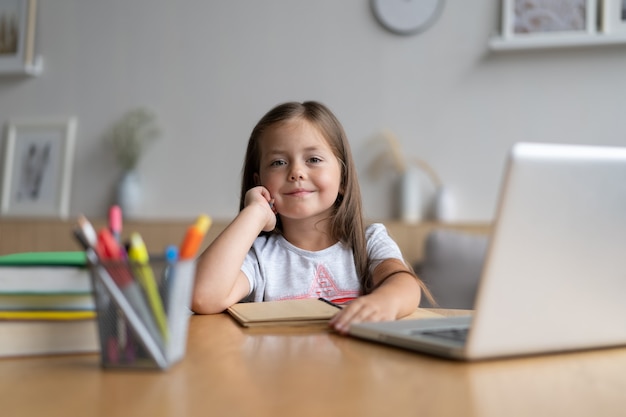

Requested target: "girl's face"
[{"left": 256, "top": 119, "right": 342, "bottom": 223}]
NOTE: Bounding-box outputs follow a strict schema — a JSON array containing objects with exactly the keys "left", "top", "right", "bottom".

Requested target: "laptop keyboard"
[{"left": 415, "top": 327, "right": 469, "bottom": 343}]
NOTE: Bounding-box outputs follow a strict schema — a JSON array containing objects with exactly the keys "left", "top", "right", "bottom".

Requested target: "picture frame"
[
  {"left": 0, "top": 0, "right": 37, "bottom": 73},
  {"left": 501, "top": 0, "right": 597, "bottom": 39},
  {"left": 601, "top": 0, "right": 626, "bottom": 33},
  {"left": 1, "top": 118, "right": 77, "bottom": 219}
]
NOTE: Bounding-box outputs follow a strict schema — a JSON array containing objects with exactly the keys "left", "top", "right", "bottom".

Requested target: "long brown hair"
[
  {"left": 240, "top": 101, "right": 436, "bottom": 304},
  {"left": 240, "top": 101, "right": 373, "bottom": 291}
]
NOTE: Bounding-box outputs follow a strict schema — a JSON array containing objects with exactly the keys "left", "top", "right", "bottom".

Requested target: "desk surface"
[{"left": 2, "top": 309, "right": 626, "bottom": 417}]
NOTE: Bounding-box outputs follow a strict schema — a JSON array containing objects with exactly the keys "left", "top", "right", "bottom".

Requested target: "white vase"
[
  {"left": 434, "top": 186, "right": 455, "bottom": 222},
  {"left": 116, "top": 170, "right": 141, "bottom": 218},
  {"left": 399, "top": 166, "right": 423, "bottom": 223}
]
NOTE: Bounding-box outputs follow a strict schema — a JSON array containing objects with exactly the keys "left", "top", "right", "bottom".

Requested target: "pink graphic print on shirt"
[{"left": 308, "top": 264, "right": 358, "bottom": 302}]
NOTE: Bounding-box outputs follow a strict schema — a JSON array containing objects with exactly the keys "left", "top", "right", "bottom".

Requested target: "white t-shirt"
[{"left": 240, "top": 223, "right": 404, "bottom": 303}]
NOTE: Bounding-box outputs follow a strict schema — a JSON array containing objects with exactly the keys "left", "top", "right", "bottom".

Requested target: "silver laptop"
[{"left": 350, "top": 142, "right": 626, "bottom": 360}]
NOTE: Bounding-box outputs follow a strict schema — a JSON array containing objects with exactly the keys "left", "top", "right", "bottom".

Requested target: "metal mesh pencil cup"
[{"left": 89, "top": 257, "right": 196, "bottom": 370}]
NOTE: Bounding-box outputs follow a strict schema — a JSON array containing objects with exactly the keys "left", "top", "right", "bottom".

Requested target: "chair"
[{"left": 416, "top": 228, "right": 489, "bottom": 309}]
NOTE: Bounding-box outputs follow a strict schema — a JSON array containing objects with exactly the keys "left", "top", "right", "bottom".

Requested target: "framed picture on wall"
[
  {"left": 0, "top": 0, "right": 37, "bottom": 73},
  {"left": 501, "top": 0, "right": 597, "bottom": 38},
  {"left": 1, "top": 118, "right": 77, "bottom": 219},
  {"left": 601, "top": 0, "right": 626, "bottom": 33}
]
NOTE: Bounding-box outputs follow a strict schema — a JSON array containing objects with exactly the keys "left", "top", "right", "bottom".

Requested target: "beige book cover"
[{"left": 227, "top": 298, "right": 341, "bottom": 327}]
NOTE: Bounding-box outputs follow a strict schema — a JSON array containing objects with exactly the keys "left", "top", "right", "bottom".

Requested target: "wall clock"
[{"left": 370, "top": 0, "right": 445, "bottom": 36}]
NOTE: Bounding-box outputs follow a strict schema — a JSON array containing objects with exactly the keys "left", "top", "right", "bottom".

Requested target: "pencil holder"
[{"left": 89, "top": 258, "right": 196, "bottom": 370}]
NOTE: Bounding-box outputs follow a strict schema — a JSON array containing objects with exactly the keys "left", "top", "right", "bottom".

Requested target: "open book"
[{"left": 227, "top": 298, "right": 341, "bottom": 327}]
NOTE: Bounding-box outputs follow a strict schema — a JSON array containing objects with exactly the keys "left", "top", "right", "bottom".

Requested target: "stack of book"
[{"left": 0, "top": 251, "right": 99, "bottom": 357}]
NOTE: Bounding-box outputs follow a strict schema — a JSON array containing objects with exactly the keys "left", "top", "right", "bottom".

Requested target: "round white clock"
[{"left": 370, "top": 0, "right": 445, "bottom": 36}]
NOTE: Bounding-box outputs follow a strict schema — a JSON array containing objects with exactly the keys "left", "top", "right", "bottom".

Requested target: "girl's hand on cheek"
[{"left": 244, "top": 186, "right": 277, "bottom": 232}]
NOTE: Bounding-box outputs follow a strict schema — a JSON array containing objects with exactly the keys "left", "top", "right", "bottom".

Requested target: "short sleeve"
[
  {"left": 240, "top": 236, "right": 268, "bottom": 302},
  {"left": 365, "top": 223, "right": 405, "bottom": 273}
]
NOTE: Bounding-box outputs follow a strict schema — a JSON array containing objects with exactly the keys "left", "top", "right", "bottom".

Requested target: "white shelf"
[
  {"left": 489, "top": 33, "right": 626, "bottom": 51},
  {"left": 0, "top": 56, "right": 43, "bottom": 77}
]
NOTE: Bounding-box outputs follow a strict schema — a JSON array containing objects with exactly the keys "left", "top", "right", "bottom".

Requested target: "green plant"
[{"left": 105, "top": 108, "right": 161, "bottom": 171}]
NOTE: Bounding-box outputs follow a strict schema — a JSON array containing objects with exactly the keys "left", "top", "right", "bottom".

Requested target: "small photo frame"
[
  {"left": 1, "top": 118, "right": 77, "bottom": 219},
  {"left": 601, "top": 0, "right": 626, "bottom": 33},
  {"left": 0, "top": 0, "right": 37, "bottom": 72},
  {"left": 502, "top": 0, "right": 597, "bottom": 38}
]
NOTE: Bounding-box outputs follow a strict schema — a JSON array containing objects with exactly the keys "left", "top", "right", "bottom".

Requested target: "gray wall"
[{"left": 1, "top": 0, "right": 625, "bottom": 222}]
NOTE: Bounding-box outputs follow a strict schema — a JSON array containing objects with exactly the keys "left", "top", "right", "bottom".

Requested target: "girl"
[{"left": 192, "top": 101, "right": 431, "bottom": 334}]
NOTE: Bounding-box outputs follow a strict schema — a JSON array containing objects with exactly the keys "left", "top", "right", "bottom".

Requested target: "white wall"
[{"left": 1, "top": 0, "right": 625, "bottom": 222}]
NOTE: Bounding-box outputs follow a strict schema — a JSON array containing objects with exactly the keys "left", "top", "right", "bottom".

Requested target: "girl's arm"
[
  {"left": 191, "top": 187, "right": 276, "bottom": 314},
  {"left": 328, "top": 258, "right": 422, "bottom": 334}
]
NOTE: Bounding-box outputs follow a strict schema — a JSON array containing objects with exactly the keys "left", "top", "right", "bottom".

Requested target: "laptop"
[{"left": 349, "top": 142, "right": 626, "bottom": 361}]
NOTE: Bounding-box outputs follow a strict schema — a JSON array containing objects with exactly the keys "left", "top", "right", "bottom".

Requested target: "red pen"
[
  {"left": 179, "top": 214, "right": 212, "bottom": 259},
  {"left": 98, "top": 228, "right": 127, "bottom": 261}
]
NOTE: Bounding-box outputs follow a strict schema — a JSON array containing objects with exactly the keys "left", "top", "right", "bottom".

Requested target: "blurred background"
[{"left": 0, "top": 0, "right": 624, "bottom": 222}]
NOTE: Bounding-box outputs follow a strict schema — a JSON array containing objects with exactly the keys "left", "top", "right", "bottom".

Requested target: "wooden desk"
[{"left": 1, "top": 310, "right": 626, "bottom": 417}]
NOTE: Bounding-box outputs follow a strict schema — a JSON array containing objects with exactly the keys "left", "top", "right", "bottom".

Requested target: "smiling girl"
[{"left": 192, "top": 101, "right": 431, "bottom": 334}]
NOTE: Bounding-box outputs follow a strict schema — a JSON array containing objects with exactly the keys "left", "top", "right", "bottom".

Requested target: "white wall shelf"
[
  {"left": 489, "top": 33, "right": 626, "bottom": 51},
  {"left": 0, "top": 56, "right": 44, "bottom": 77}
]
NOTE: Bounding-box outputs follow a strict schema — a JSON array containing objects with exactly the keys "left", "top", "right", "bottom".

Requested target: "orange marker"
[{"left": 179, "top": 214, "right": 212, "bottom": 259}]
